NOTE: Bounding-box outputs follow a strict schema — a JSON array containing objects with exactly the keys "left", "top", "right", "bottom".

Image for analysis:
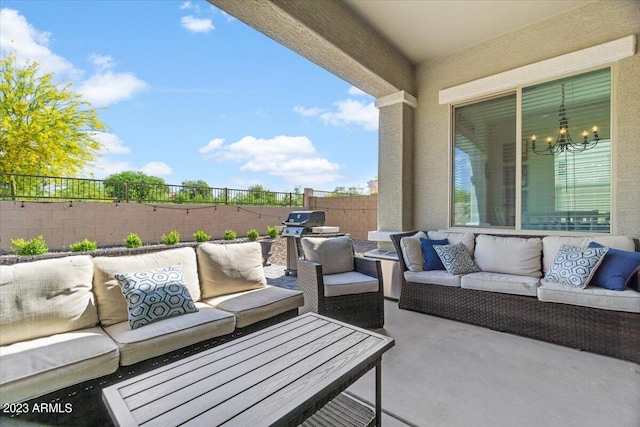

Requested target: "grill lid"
[{"left": 282, "top": 211, "right": 325, "bottom": 227}]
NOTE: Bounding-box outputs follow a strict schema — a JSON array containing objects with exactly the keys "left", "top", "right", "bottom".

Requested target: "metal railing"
[{"left": 0, "top": 173, "right": 304, "bottom": 206}]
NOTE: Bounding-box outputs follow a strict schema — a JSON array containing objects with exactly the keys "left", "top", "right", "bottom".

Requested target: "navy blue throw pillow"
[
  {"left": 588, "top": 242, "right": 640, "bottom": 291},
  {"left": 420, "top": 238, "right": 448, "bottom": 271}
]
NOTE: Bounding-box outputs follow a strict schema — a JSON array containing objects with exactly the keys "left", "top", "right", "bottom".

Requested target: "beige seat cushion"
[
  {"left": 0, "top": 327, "right": 119, "bottom": 404},
  {"left": 537, "top": 280, "right": 640, "bottom": 313},
  {"left": 474, "top": 235, "right": 542, "bottom": 278},
  {"left": 322, "top": 271, "right": 379, "bottom": 297},
  {"left": 205, "top": 286, "right": 304, "bottom": 328},
  {"left": 300, "top": 235, "right": 354, "bottom": 275},
  {"left": 399, "top": 231, "right": 427, "bottom": 272},
  {"left": 197, "top": 242, "right": 266, "bottom": 299},
  {"left": 0, "top": 255, "right": 98, "bottom": 346},
  {"left": 92, "top": 247, "right": 200, "bottom": 326},
  {"left": 461, "top": 272, "right": 540, "bottom": 297},
  {"left": 102, "top": 302, "right": 235, "bottom": 366},
  {"left": 404, "top": 270, "right": 462, "bottom": 287}
]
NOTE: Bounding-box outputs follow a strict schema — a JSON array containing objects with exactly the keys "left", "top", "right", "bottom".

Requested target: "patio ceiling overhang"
[{"left": 206, "top": 0, "right": 415, "bottom": 99}]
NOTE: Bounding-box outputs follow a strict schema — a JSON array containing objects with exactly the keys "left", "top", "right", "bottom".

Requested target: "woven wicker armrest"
[
  {"left": 354, "top": 256, "right": 380, "bottom": 278},
  {"left": 297, "top": 259, "right": 326, "bottom": 314}
]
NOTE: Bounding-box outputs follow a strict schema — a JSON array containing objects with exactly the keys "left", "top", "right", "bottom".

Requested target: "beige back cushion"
[
  {"left": 542, "top": 236, "right": 635, "bottom": 273},
  {"left": 474, "top": 235, "right": 543, "bottom": 278},
  {"left": 92, "top": 247, "right": 200, "bottom": 326},
  {"left": 197, "top": 242, "right": 266, "bottom": 299},
  {"left": 0, "top": 256, "right": 97, "bottom": 346},
  {"left": 300, "top": 235, "right": 354, "bottom": 275},
  {"left": 399, "top": 231, "right": 427, "bottom": 272},
  {"left": 428, "top": 231, "right": 475, "bottom": 256},
  {"left": 300, "top": 236, "right": 354, "bottom": 274}
]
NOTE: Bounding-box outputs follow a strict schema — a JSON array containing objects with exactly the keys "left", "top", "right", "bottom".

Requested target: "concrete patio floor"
[{"left": 265, "top": 264, "right": 640, "bottom": 427}]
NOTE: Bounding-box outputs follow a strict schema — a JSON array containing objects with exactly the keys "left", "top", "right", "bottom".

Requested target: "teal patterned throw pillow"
[
  {"left": 545, "top": 245, "right": 609, "bottom": 289},
  {"left": 114, "top": 264, "right": 198, "bottom": 329},
  {"left": 433, "top": 242, "right": 480, "bottom": 275}
]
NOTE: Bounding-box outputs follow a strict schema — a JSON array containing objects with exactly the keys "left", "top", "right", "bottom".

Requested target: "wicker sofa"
[
  {"left": 0, "top": 242, "right": 303, "bottom": 406},
  {"left": 391, "top": 231, "right": 640, "bottom": 363}
]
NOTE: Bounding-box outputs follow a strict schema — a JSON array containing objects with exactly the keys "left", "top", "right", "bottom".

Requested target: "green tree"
[
  {"left": 333, "top": 186, "right": 363, "bottom": 195},
  {"left": 177, "top": 179, "right": 212, "bottom": 203},
  {"left": 235, "top": 184, "right": 280, "bottom": 205},
  {"left": 0, "top": 53, "right": 104, "bottom": 196},
  {"left": 54, "top": 178, "right": 106, "bottom": 201},
  {"left": 104, "top": 171, "right": 166, "bottom": 202},
  {"left": 289, "top": 185, "right": 303, "bottom": 206}
]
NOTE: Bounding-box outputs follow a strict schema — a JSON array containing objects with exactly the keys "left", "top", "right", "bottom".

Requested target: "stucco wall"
[
  {"left": 0, "top": 197, "right": 378, "bottom": 253},
  {"left": 307, "top": 194, "right": 377, "bottom": 241},
  {"left": 414, "top": 0, "right": 640, "bottom": 238},
  {"left": 0, "top": 201, "right": 294, "bottom": 253}
]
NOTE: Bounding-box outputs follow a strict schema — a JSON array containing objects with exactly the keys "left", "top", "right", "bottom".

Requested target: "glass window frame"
[{"left": 448, "top": 66, "right": 614, "bottom": 235}]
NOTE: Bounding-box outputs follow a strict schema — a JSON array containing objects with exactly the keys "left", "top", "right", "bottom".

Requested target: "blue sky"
[{"left": 0, "top": 1, "right": 379, "bottom": 193}]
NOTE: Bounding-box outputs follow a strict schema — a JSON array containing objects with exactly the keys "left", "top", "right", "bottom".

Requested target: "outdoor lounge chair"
[{"left": 297, "top": 235, "right": 384, "bottom": 329}]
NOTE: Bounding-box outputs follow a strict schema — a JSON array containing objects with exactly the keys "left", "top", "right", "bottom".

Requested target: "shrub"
[
  {"left": 70, "top": 238, "right": 97, "bottom": 252},
  {"left": 193, "top": 230, "right": 211, "bottom": 242},
  {"left": 267, "top": 226, "right": 279, "bottom": 238},
  {"left": 246, "top": 229, "right": 259, "bottom": 241},
  {"left": 125, "top": 232, "right": 143, "bottom": 248},
  {"left": 162, "top": 230, "right": 180, "bottom": 245},
  {"left": 223, "top": 229, "right": 237, "bottom": 241},
  {"left": 11, "top": 235, "right": 49, "bottom": 255}
]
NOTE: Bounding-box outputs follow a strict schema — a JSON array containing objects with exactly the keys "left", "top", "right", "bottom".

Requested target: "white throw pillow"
[
  {"left": 545, "top": 245, "right": 609, "bottom": 289},
  {"left": 114, "top": 264, "right": 198, "bottom": 329},
  {"left": 433, "top": 243, "right": 480, "bottom": 275},
  {"left": 399, "top": 231, "right": 427, "bottom": 272}
]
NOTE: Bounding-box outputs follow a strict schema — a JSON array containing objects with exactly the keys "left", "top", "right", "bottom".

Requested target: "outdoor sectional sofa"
[
  {"left": 391, "top": 231, "right": 640, "bottom": 364},
  {"left": 0, "top": 242, "right": 304, "bottom": 408}
]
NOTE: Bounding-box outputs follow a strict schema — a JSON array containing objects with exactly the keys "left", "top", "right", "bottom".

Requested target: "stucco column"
[{"left": 375, "top": 91, "right": 417, "bottom": 236}]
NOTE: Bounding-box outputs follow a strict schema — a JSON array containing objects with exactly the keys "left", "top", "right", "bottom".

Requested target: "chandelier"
[{"left": 530, "top": 83, "right": 600, "bottom": 155}]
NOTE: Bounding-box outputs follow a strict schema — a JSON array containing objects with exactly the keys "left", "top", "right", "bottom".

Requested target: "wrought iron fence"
[{"left": 0, "top": 173, "right": 304, "bottom": 206}]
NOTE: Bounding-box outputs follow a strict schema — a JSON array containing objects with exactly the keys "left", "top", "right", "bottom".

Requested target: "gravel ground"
[{"left": 268, "top": 236, "right": 377, "bottom": 266}]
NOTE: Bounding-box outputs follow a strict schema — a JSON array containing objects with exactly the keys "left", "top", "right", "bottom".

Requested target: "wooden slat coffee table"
[{"left": 102, "top": 313, "right": 394, "bottom": 426}]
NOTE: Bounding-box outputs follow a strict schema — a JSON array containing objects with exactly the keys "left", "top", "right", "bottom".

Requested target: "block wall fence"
[{"left": 0, "top": 194, "right": 377, "bottom": 253}]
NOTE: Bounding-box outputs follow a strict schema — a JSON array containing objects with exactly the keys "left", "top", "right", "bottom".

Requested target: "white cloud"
[
  {"left": 220, "top": 11, "right": 236, "bottom": 22},
  {"left": 199, "top": 135, "right": 342, "bottom": 185},
  {"left": 222, "top": 135, "right": 316, "bottom": 162},
  {"left": 0, "top": 9, "right": 147, "bottom": 107},
  {"left": 320, "top": 99, "right": 379, "bottom": 131},
  {"left": 90, "top": 132, "right": 131, "bottom": 154},
  {"left": 89, "top": 159, "right": 173, "bottom": 179},
  {"left": 89, "top": 53, "right": 115, "bottom": 71},
  {"left": 141, "top": 162, "right": 173, "bottom": 177},
  {"left": 181, "top": 15, "right": 214, "bottom": 33},
  {"left": 293, "top": 88, "right": 379, "bottom": 131},
  {"left": 0, "top": 8, "right": 80, "bottom": 77},
  {"left": 78, "top": 70, "right": 148, "bottom": 107},
  {"left": 198, "top": 138, "right": 225, "bottom": 154},
  {"left": 292, "top": 106, "right": 324, "bottom": 117},
  {"left": 88, "top": 158, "right": 133, "bottom": 179},
  {"left": 348, "top": 86, "right": 368, "bottom": 96},
  {"left": 180, "top": 1, "right": 195, "bottom": 11}
]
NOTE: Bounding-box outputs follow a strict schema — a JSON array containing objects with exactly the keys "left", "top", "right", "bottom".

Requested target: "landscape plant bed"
[{"left": 0, "top": 238, "right": 276, "bottom": 265}]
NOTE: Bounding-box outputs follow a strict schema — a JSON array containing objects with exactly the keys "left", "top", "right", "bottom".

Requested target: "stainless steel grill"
[
  {"left": 281, "top": 211, "right": 326, "bottom": 237},
  {"left": 280, "top": 211, "right": 339, "bottom": 275}
]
